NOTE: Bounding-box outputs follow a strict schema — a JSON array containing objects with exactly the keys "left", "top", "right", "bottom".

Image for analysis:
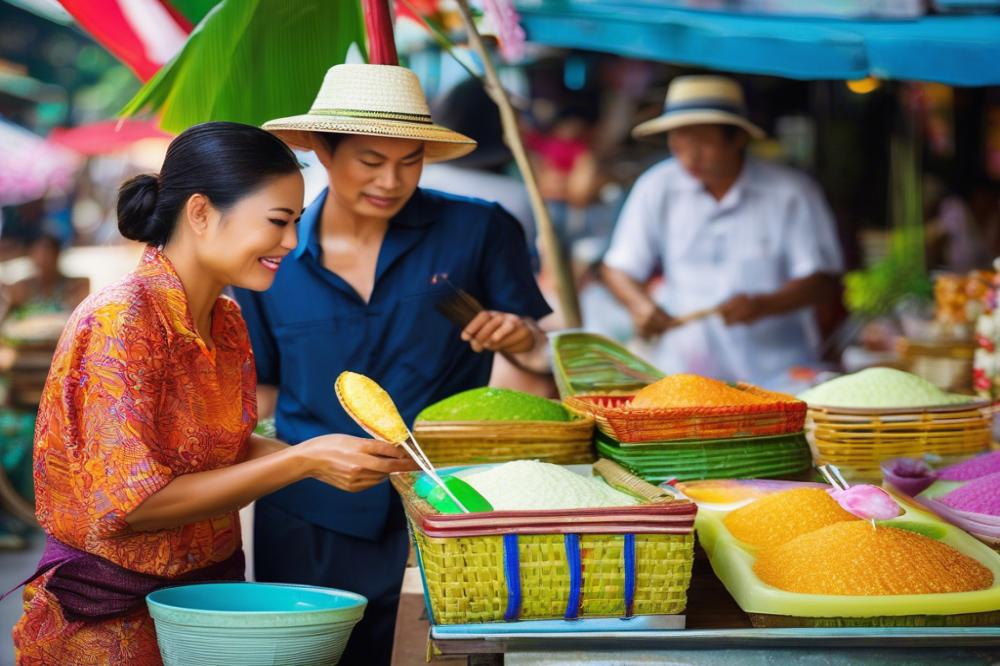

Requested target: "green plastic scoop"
[{"left": 427, "top": 477, "right": 493, "bottom": 514}]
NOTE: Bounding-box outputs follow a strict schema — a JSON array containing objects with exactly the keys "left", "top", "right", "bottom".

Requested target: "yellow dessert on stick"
[
  {"left": 335, "top": 371, "right": 409, "bottom": 444},
  {"left": 334, "top": 371, "right": 470, "bottom": 513}
]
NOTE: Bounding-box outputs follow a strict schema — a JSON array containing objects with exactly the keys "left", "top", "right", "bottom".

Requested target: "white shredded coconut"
[{"left": 463, "top": 461, "right": 639, "bottom": 511}]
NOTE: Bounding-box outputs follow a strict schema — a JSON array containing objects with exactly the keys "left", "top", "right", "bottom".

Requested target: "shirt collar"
[
  {"left": 135, "top": 245, "right": 236, "bottom": 351},
  {"left": 293, "top": 187, "right": 440, "bottom": 262}
]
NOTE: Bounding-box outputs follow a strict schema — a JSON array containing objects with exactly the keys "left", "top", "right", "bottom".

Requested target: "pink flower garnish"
[
  {"left": 482, "top": 0, "right": 526, "bottom": 62},
  {"left": 827, "top": 485, "right": 903, "bottom": 521}
]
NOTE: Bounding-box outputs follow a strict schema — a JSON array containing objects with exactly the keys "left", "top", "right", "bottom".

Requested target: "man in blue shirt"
[{"left": 235, "top": 64, "right": 551, "bottom": 664}]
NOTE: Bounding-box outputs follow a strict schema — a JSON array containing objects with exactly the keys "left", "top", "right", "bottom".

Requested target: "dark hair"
[
  {"left": 316, "top": 132, "right": 346, "bottom": 157},
  {"left": 716, "top": 123, "right": 748, "bottom": 142},
  {"left": 117, "top": 121, "right": 300, "bottom": 246}
]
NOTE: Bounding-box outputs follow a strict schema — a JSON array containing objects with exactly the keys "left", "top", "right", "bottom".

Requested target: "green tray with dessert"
[{"left": 678, "top": 478, "right": 1000, "bottom": 627}]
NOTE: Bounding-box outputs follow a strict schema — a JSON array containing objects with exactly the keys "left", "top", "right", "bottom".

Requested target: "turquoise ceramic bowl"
[{"left": 147, "top": 582, "right": 366, "bottom": 666}]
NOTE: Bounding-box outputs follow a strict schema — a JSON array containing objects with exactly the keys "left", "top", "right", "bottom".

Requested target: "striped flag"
[{"left": 57, "top": 0, "right": 202, "bottom": 80}]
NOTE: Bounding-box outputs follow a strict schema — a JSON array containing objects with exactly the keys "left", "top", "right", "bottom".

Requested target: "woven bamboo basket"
[
  {"left": 564, "top": 386, "right": 807, "bottom": 443},
  {"left": 898, "top": 337, "right": 976, "bottom": 393},
  {"left": 412, "top": 415, "right": 596, "bottom": 465},
  {"left": 551, "top": 332, "right": 663, "bottom": 399},
  {"left": 807, "top": 404, "right": 993, "bottom": 481},
  {"left": 391, "top": 466, "right": 696, "bottom": 625},
  {"left": 596, "top": 432, "right": 813, "bottom": 483}
]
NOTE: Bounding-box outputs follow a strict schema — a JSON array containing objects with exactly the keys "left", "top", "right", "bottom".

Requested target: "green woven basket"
[
  {"left": 551, "top": 332, "right": 663, "bottom": 399},
  {"left": 412, "top": 529, "right": 694, "bottom": 624},
  {"left": 596, "top": 432, "right": 814, "bottom": 483},
  {"left": 393, "top": 468, "right": 696, "bottom": 626}
]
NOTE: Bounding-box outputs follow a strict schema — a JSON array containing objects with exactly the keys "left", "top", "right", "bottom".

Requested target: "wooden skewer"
[
  {"left": 667, "top": 306, "right": 721, "bottom": 330},
  {"left": 402, "top": 426, "right": 469, "bottom": 514}
]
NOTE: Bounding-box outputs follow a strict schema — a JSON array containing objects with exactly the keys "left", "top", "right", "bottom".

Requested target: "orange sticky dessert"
[
  {"left": 754, "top": 522, "right": 994, "bottom": 595},
  {"left": 723, "top": 488, "right": 859, "bottom": 549},
  {"left": 631, "top": 374, "right": 768, "bottom": 409}
]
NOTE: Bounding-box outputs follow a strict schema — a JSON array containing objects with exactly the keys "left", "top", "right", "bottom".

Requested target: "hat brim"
[
  {"left": 263, "top": 114, "right": 477, "bottom": 163},
  {"left": 632, "top": 110, "right": 765, "bottom": 140}
]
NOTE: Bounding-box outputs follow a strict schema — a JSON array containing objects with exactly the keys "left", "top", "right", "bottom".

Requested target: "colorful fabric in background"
[
  {"left": 0, "top": 409, "right": 35, "bottom": 502},
  {"left": 13, "top": 246, "right": 256, "bottom": 665}
]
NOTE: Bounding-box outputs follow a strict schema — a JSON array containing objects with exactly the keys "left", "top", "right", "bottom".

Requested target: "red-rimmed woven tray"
[
  {"left": 563, "top": 385, "right": 806, "bottom": 443},
  {"left": 390, "top": 473, "right": 696, "bottom": 538}
]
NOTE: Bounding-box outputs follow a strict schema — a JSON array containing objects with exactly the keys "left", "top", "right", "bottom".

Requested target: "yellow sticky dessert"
[
  {"left": 335, "top": 372, "right": 409, "bottom": 444},
  {"left": 723, "top": 488, "right": 859, "bottom": 549},
  {"left": 631, "top": 374, "right": 768, "bottom": 409},
  {"left": 754, "top": 522, "right": 994, "bottom": 595}
]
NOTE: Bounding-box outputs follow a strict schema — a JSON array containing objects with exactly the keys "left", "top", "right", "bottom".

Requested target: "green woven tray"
[
  {"left": 551, "top": 332, "right": 663, "bottom": 399},
  {"left": 596, "top": 432, "right": 813, "bottom": 483}
]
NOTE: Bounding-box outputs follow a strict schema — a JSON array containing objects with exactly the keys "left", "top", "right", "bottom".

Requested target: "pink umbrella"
[{"left": 0, "top": 119, "right": 80, "bottom": 206}]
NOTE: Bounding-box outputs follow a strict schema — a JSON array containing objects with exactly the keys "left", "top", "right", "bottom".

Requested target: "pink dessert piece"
[{"left": 827, "top": 484, "right": 904, "bottom": 521}]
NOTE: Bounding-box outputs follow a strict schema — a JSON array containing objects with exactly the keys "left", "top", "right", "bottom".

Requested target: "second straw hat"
[
  {"left": 264, "top": 64, "right": 477, "bottom": 163},
  {"left": 632, "top": 75, "right": 765, "bottom": 140}
]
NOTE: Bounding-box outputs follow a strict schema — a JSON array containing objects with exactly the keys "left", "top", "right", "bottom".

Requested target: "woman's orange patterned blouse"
[{"left": 14, "top": 246, "right": 257, "bottom": 665}]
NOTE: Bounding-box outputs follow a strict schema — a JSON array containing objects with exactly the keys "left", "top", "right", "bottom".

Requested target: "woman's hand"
[
  {"left": 297, "top": 434, "right": 417, "bottom": 492},
  {"left": 461, "top": 311, "right": 536, "bottom": 353}
]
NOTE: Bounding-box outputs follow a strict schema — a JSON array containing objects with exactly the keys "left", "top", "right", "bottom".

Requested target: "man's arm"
[
  {"left": 599, "top": 264, "right": 674, "bottom": 338},
  {"left": 718, "top": 272, "right": 839, "bottom": 325}
]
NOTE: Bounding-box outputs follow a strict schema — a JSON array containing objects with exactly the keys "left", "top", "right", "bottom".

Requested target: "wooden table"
[{"left": 394, "top": 547, "right": 1000, "bottom": 665}]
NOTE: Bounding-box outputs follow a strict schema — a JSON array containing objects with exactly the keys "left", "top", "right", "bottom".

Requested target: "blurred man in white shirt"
[{"left": 600, "top": 75, "right": 843, "bottom": 387}]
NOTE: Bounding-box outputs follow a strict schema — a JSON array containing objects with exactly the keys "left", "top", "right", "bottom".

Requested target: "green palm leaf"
[
  {"left": 121, "top": 0, "right": 366, "bottom": 134},
  {"left": 169, "top": 0, "right": 219, "bottom": 25}
]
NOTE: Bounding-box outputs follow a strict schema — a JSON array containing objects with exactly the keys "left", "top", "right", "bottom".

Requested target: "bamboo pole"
[{"left": 453, "top": 0, "right": 582, "bottom": 328}]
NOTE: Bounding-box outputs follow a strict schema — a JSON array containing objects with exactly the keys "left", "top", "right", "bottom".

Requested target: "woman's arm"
[
  {"left": 245, "top": 433, "right": 289, "bottom": 460},
  {"left": 125, "top": 434, "right": 415, "bottom": 532}
]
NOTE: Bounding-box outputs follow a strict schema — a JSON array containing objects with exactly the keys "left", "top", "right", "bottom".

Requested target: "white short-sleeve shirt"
[{"left": 603, "top": 157, "right": 843, "bottom": 386}]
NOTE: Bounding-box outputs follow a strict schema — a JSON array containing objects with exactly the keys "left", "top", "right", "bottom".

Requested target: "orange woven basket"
[{"left": 564, "top": 384, "right": 806, "bottom": 443}]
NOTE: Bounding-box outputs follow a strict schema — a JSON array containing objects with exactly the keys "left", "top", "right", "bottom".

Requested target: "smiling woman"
[{"left": 10, "top": 122, "right": 417, "bottom": 666}]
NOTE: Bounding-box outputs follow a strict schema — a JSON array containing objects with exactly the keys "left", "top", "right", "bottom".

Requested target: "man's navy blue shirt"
[{"left": 234, "top": 187, "right": 551, "bottom": 539}]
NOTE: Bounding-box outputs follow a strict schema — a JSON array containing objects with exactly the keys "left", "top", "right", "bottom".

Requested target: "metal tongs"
[
  {"left": 399, "top": 426, "right": 470, "bottom": 514},
  {"left": 818, "top": 463, "right": 876, "bottom": 530}
]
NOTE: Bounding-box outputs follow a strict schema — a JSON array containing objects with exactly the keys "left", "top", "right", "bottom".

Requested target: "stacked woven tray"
[
  {"left": 411, "top": 415, "right": 596, "bottom": 466},
  {"left": 390, "top": 465, "right": 697, "bottom": 625},
  {"left": 564, "top": 386, "right": 812, "bottom": 483},
  {"left": 595, "top": 431, "right": 813, "bottom": 483},
  {"left": 806, "top": 401, "right": 993, "bottom": 481},
  {"left": 564, "top": 386, "right": 807, "bottom": 443}
]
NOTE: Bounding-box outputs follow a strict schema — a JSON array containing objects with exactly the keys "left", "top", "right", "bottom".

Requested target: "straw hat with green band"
[
  {"left": 632, "top": 75, "right": 765, "bottom": 140},
  {"left": 264, "top": 64, "right": 477, "bottom": 163}
]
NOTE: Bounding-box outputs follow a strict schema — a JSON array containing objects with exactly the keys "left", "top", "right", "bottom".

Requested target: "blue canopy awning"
[{"left": 516, "top": 1, "right": 1000, "bottom": 85}]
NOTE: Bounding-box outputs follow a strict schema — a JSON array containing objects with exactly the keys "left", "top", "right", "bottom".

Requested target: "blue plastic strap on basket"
[
  {"left": 564, "top": 533, "right": 582, "bottom": 620},
  {"left": 502, "top": 534, "right": 521, "bottom": 622},
  {"left": 623, "top": 534, "right": 636, "bottom": 618}
]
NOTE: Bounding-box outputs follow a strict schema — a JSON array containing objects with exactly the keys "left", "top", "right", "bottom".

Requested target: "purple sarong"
[{"left": 2, "top": 536, "right": 245, "bottom": 622}]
